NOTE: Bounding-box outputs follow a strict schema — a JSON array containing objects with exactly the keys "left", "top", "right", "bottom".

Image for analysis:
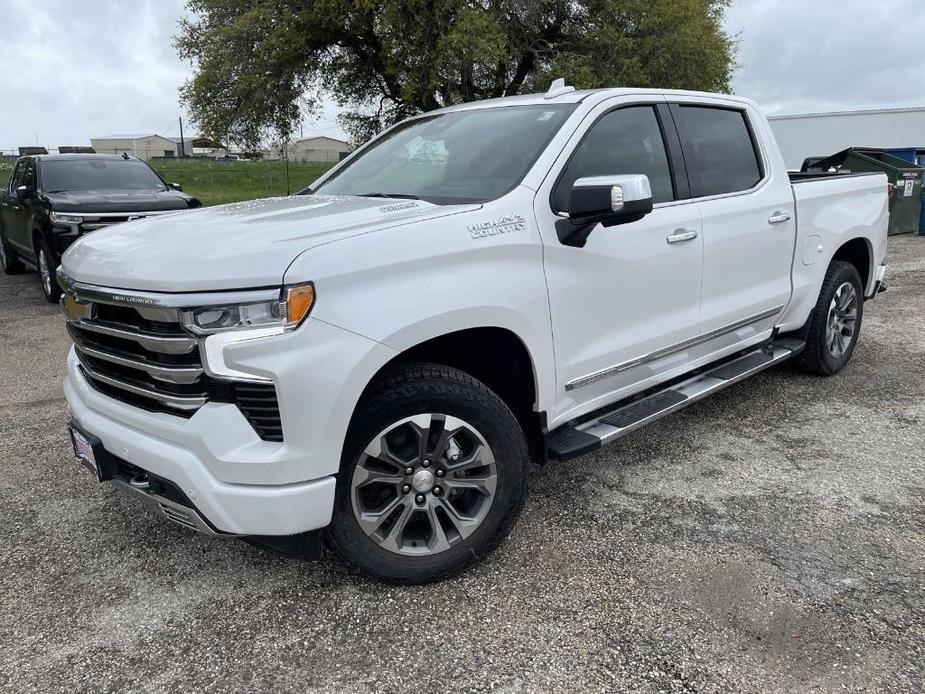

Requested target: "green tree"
[{"left": 176, "top": 0, "right": 735, "bottom": 147}]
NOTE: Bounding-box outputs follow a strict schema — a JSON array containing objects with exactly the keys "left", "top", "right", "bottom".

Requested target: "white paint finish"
[
  {"left": 530, "top": 93, "right": 702, "bottom": 423},
  {"left": 61, "top": 194, "right": 480, "bottom": 291},
  {"left": 670, "top": 97, "right": 796, "bottom": 334},
  {"left": 65, "top": 359, "right": 337, "bottom": 535},
  {"left": 538, "top": 203, "right": 704, "bottom": 422},
  {"left": 768, "top": 107, "right": 925, "bottom": 169},
  {"left": 801, "top": 235, "right": 823, "bottom": 266},
  {"left": 778, "top": 173, "right": 890, "bottom": 332},
  {"left": 60, "top": 87, "right": 891, "bottom": 538},
  {"left": 284, "top": 189, "right": 558, "bottom": 413}
]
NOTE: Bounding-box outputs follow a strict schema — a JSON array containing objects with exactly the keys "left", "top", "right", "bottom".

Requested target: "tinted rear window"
[{"left": 673, "top": 106, "right": 763, "bottom": 197}]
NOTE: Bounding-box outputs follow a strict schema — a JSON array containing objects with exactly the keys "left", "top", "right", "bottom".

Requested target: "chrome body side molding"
[{"left": 565, "top": 305, "right": 785, "bottom": 391}]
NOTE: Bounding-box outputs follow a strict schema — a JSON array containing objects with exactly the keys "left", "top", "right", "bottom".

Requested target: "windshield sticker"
[{"left": 468, "top": 214, "right": 526, "bottom": 239}]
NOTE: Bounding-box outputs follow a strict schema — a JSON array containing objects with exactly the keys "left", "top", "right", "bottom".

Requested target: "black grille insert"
[{"left": 207, "top": 379, "right": 284, "bottom": 442}]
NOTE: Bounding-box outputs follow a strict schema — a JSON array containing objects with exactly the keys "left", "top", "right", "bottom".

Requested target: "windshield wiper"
[{"left": 358, "top": 192, "right": 420, "bottom": 200}]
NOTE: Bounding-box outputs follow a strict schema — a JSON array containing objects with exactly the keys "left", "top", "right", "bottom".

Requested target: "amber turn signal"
[{"left": 286, "top": 283, "right": 315, "bottom": 326}]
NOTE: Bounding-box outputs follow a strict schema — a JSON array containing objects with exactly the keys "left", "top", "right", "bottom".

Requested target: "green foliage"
[
  {"left": 149, "top": 158, "right": 333, "bottom": 206},
  {"left": 177, "top": 0, "right": 735, "bottom": 146}
]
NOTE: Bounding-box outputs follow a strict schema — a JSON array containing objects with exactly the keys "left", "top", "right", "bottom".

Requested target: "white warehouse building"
[
  {"left": 265, "top": 136, "right": 351, "bottom": 162},
  {"left": 89, "top": 134, "right": 179, "bottom": 161},
  {"left": 768, "top": 106, "right": 925, "bottom": 169}
]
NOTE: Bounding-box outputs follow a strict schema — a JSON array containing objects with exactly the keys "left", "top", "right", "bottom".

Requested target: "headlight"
[
  {"left": 180, "top": 283, "right": 315, "bottom": 335},
  {"left": 49, "top": 212, "right": 83, "bottom": 225}
]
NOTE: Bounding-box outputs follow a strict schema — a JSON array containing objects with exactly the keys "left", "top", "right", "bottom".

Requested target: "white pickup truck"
[{"left": 59, "top": 83, "right": 888, "bottom": 583}]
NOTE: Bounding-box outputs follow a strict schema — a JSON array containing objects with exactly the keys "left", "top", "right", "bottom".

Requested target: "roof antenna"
[
  {"left": 121, "top": 152, "right": 129, "bottom": 159},
  {"left": 545, "top": 78, "right": 575, "bottom": 99}
]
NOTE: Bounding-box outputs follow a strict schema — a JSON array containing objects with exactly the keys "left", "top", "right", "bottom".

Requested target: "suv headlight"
[
  {"left": 180, "top": 283, "right": 315, "bottom": 336},
  {"left": 49, "top": 212, "right": 83, "bottom": 225}
]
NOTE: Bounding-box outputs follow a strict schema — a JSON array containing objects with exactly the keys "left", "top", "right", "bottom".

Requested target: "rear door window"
[{"left": 671, "top": 106, "right": 763, "bottom": 197}]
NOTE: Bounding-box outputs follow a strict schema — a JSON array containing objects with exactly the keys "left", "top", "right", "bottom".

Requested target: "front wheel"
[
  {"left": 794, "top": 260, "right": 864, "bottom": 375},
  {"left": 326, "top": 363, "right": 529, "bottom": 584},
  {"left": 36, "top": 237, "right": 62, "bottom": 303}
]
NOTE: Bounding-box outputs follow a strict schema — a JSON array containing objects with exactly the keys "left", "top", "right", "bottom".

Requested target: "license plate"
[{"left": 69, "top": 426, "right": 99, "bottom": 477}]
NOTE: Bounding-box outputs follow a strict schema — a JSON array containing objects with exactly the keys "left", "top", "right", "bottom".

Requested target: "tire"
[
  {"left": 0, "top": 222, "right": 24, "bottom": 275},
  {"left": 326, "top": 363, "right": 529, "bottom": 584},
  {"left": 794, "top": 260, "right": 864, "bottom": 376},
  {"left": 36, "top": 236, "right": 62, "bottom": 303}
]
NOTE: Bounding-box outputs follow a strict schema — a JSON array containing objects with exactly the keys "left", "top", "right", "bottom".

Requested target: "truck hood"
[
  {"left": 47, "top": 189, "right": 194, "bottom": 212},
  {"left": 61, "top": 194, "right": 478, "bottom": 292}
]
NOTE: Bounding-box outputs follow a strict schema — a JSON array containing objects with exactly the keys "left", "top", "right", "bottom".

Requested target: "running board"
[{"left": 547, "top": 340, "right": 804, "bottom": 461}]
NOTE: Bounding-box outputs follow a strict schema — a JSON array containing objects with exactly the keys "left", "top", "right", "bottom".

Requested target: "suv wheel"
[
  {"left": 36, "top": 237, "right": 62, "bottom": 303},
  {"left": 326, "top": 363, "right": 528, "bottom": 584},
  {"left": 0, "top": 223, "right": 24, "bottom": 275},
  {"left": 794, "top": 260, "right": 864, "bottom": 375}
]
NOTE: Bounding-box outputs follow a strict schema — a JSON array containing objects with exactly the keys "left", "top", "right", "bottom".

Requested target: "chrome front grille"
[
  {"left": 61, "top": 277, "right": 286, "bottom": 441},
  {"left": 66, "top": 301, "right": 207, "bottom": 416}
]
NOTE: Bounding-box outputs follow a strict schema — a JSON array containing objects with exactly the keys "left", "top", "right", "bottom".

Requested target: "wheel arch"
[
  {"left": 354, "top": 326, "right": 547, "bottom": 463},
  {"left": 831, "top": 236, "right": 873, "bottom": 295}
]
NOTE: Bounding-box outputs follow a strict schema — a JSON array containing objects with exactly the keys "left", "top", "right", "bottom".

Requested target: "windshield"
[
  {"left": 312, "top": 104, "right": 577, "bottom": 204},
  {"left": 41, "top": 158, "right": 166, "bottom": 193}
]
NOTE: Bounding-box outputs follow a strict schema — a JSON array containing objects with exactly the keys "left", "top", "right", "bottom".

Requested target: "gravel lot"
[{"left": 0, "top": 236, "right": 922, "bottom": 693}]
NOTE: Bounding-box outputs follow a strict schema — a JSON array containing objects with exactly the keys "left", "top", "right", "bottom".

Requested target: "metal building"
[
  {"left": 89, "top": 134, "right": 178, "bottom": 161},
  {"left": 768, "top": 107, "right": 925, "bottom": 169}
]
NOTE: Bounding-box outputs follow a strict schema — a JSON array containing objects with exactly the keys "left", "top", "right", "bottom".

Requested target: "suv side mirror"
[
  {"left": 167, "top": 182, "right": 183, "bottom": 192},
  {"left": 567, "top": 174, "right": 653, "bottom": 227},
  {"left": 15, "top": 185, "right": 33, "bottom": 203}
]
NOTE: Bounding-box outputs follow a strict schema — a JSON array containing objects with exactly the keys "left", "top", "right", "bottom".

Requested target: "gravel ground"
[{"left": 0, "top": 236, "right": 923, "bottom": 694}]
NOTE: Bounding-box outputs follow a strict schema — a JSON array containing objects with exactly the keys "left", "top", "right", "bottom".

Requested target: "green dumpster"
[{"left": 812, "top": 148, "right": 925, "bottom": 235}]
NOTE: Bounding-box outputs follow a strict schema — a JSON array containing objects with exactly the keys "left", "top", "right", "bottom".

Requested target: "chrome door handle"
[
  {"left": 768, "top": 211, "right": 791, "bottom": 225},
  {"left": 667, "top": 228, "right": 698, "bottom": 244}
]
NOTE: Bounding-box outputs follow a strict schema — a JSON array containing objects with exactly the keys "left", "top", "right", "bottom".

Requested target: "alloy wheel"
[
  {"left": 825, "top": 281, "right": 858, "bottom": 359},
  {"left": 351, "top": 413, "right": 498, "bottom": 556}
]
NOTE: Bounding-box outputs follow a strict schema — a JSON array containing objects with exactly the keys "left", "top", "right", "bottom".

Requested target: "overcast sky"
[{"left": 0, "top": 0, "right": 923, "bottom": 151}]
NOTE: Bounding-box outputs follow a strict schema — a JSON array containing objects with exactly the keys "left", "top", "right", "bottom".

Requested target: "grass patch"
[{"left": 149, "top": 158, "right": 335, "bottom": 206}]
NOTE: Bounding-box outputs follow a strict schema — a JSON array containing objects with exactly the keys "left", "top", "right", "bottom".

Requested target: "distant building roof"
[
  {"left": 293, "top": 135, "right": 348, "bottom": 145},
  {"left": 768, "top": 106, "right": 925, "bottom": 121},
  {"left": 91, "top": 133, "right": 163, "bottom": 140}
]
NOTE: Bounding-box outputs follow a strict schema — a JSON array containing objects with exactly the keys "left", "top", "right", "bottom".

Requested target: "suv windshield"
[
  {"left": 312, "top": 104, "right": 577, "bottom": 204},
  {"left": 41, "top": 158, "right": 166, "bottom": 193}
]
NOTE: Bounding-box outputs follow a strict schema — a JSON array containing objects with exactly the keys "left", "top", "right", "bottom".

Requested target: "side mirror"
[
  {"left": 567, "top": 174, "right": 653, "bottom": 226},
  {"left": 167, "top": 182, "right": 183, "bottom": 192},
  {"left": 15, "top": 185, "right": 33, "bottom": 203}
]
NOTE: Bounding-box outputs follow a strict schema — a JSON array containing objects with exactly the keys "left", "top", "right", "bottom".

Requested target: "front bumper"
[
  {"left": 64, "top": 354, "right": 335, "bottom": 535},
  {"left": 63, "top": 309, "right": 397, "bottom": 536},
  {"left": 67, "top": 367, "right": 336, "bottom": 535}
]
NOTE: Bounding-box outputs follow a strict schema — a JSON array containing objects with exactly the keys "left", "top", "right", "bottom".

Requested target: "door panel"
[
  {"left": 670, "top": 102, "right": 794, "bottom": 334},
  {"left": 534, "top": 100, "right": 704, "bottom": 422},
  {"left": 541, "top": 205, "right": 703, "bottom": 415}
]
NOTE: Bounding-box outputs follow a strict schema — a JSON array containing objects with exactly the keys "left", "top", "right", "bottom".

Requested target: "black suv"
[{"left": 0, "top": 154, "right": 200, "bottom": 301}]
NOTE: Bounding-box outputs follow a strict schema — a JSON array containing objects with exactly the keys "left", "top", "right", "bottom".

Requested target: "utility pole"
[
  {"left": 285, "top": 139, "right": 291, "bottom": 196},
  {"left": 178, "top": 116, "right": 186, "bottom": 157}
]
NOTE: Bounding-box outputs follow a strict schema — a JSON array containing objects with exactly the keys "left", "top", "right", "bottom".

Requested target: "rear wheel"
[
  {"left": 0, "top": 223, "right": 24, "bottom": 274},
  {"left": 794, "top": 261, "right": 864, "bottom": 375},
  {"left": 36, "top": 237, "right": 62, "bottom": 303},
  {"left": 326, "top": 363, "right": 528, "bottom": 584}
]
